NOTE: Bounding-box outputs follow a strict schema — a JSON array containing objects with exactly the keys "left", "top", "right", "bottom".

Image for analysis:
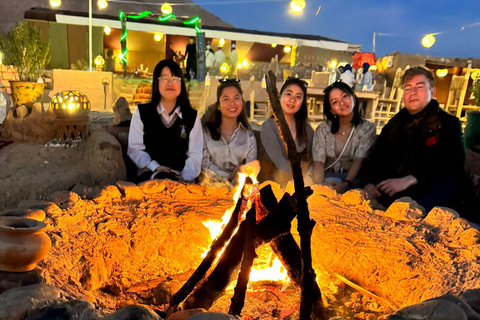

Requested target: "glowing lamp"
[
  {"left": 284, "top": 46, "right": 291, "bottom": 53},
  {"left": 218, "top": 38, "right": 226, "bottom": 48},
  {"left": 49, "top": 0, "right": 61, "bottom": 7},
  {"left": 329, "top": 60, "right": 337, "bottom": 68},
  {"left": 422, "top": 34, "right": 435, "bottom": 48},
  {"left": 104, "top": 26, "right": 111, "bottom": 35},
  {"left": 94, "top": 55, "right": 105, "bottom": 69},
  {"left": 154, "top": 33, "right": 163, "bottom": 41},
  {"left": 271, "top": 43, "right": 277, "bottom": 48},
  {"left": 436, "top": 69, "right": 448, "bottom": 78},
  {"left": 51, "top": 91, "right": 91, "bottom": 119},
  {"left": 471, "top": 69, "right": 480, "bottom": 81},
  {"left": 161, "top": 3, "right": 173, "bottom": 14},
  {"left": 290, "top": 0, "right": 305, "bottom": 13},
  {"left": 237, "top": 63, "right": 242, "bottom": 70},
  {"left": 242, "top": 59, "right": 248, "bottom": 66},
  {"left": 261, "top": 75, "right": 266, "bottom": 89},
  {"left": 369, "top": 65, "right": 377, "bottom": 71},
  {"left": 97, "top": 0, "right": 108, "bottom": 9},
  {"left": 219, "top": 63, "right": 230, "bottom": 74}
]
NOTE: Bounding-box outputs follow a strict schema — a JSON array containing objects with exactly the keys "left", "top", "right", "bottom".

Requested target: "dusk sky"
[{"left": 193, "top": 0, "right": 480, "bottom": 59}]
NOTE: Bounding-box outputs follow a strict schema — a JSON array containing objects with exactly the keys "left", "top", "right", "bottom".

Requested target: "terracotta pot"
[
  {"left": 0, "top": 216, "right": 51, "bottom": 272},
  {"left": 9, "top": 81, "right": 45, "bottom": 108}
]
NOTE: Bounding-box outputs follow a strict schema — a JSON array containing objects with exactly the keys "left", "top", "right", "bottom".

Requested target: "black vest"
[{"left": 138, "top": 103, "right": 197, "bottom": 172}]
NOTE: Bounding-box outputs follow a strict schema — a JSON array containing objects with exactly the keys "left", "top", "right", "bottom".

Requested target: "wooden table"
[{"left": 306, "top": 87, "right": 381, "bottom": 121}]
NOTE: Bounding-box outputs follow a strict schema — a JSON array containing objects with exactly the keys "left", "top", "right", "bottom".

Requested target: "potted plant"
[{"left": 0, "top": 21, "right": 50, "bottom": 109}]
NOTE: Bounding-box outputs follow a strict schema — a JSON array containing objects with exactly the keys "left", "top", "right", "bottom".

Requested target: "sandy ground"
[{"left": 0, "top": 112, "right": 115, "bottom": 212}]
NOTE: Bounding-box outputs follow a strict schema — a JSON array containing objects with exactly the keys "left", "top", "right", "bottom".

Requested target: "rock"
[
  {"left": 116, "top": 181, "right": 144, "bottom": 200},
  {"left": 84, "top": 128, "right": 127, "bottom": 185},
  {"left": 0, "top": 284, "right": 61, "bottom": 320},
  {"left": 461, "top": 289, "right": 480, "bottom": 313},
  {"left": 27, "top": 299, "right": 103, "bottom": 320},
  {"left": 426, "top": 294, "right": 480, "bottom": 320},
  {"left": 113, "top": 97, "right": 132, "bottom": 126},
  {"left": 79, "top": 256, "right": 109, "bottom": 291},
  {"left": 50, "top": 191, "right": 81, "bottom": 209},
  {"left": 167, "top": 308, "right": 206, "bottom": 320},
  {"left": 0, "top": 208, "right": 46, "bottom": 221},
  {"left": 103, "top": 305, "right": 160, "bottom": 320},
  {"left": 389, "top": 299, "right": 468, "bottom": 320},
  {"left": 384, "top": 197, "right": 426, "bottom": 221},
  {"left": 92, "top": 185, "right": 122, "bottom": 204},
  {"left": 138, "top": 179, "right": 166, "bottom": 194},
  {"left": 0, "top": 267, "right": 46, "bottom": 295},
  {"left": 152, "top": 279, "right": 182, "bottom": 305},
  {"left": 185, "top": 312, "right": 239, "bottom": 320},
  {"left": 16, "top": 105, "right": 29, "bottom": 119}
]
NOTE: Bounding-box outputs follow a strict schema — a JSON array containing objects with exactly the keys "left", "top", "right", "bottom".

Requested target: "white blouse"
[{"left": 202, "top": 123, "right": 257, "bottom": 178}]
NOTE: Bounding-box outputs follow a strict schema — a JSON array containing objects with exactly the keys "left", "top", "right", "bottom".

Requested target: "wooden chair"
[
  {"left": 372, "top": 68, "right": 404, "bottom": 131},
  {"left": 445, "top": 75, "right": 465, "bottom": 114}
]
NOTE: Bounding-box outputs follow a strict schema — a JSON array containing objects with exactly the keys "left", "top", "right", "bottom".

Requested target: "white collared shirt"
[
  {"left": 127, "top": 102, "right": 203, "bottom": 181},
  {"left": 202, "top": 123, "right": 257, "bottom": 178}
]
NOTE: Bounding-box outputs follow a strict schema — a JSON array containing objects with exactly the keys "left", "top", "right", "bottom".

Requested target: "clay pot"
[
  {"left": 9, "top": 81, "right": 45, "bottom": 109},
  {"left": 0, "top": 216, "right": 51, "bottom": 272}
]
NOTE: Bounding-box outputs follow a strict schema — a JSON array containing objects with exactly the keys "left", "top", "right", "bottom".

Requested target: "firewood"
[
  {"left": 166, "top": 195, "right": 244, "bottom": 314},
  {"left": 229, "top": 204, "right": 257, "bottom": 315},
  {"left": 265, "top": 70, "right": 326, "bottom": 320},
  {"left": 183, "top": 193, "right": 297, "bottom": 310}
]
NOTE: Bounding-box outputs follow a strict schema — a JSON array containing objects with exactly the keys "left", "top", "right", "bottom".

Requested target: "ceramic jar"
[{"left": 0, "top": 216, "right": 51, "bottom": 272}]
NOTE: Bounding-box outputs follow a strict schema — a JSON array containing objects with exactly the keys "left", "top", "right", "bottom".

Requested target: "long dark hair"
[
  {"left": 279, "top": 77, "right": 309, "bottom": 146},
  {"left": 204, "top": 79, "right": 251, "bottom": 141},
  {"left": 150, "top": 59, "right": 192, "bottom": 113},
  {"left": 323, "top": 81, "right": 361, "bottom": 134}
]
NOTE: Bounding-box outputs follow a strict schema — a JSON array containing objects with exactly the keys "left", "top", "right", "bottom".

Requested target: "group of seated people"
[{"left": 127, "top": 59, "right": 473, "bottom": 217}]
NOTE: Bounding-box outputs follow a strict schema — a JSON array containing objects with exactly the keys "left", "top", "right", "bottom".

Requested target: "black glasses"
[
  {"left": 285, "top": 76, "right": 308, "bottom": 88},
  {"left": 219, "top": 78, "right": 241, "bottom": 84}
]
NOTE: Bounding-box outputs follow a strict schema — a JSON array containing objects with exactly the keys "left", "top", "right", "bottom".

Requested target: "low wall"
[{"left": 51, "top": 70, "right": 115, "bottom": 112}]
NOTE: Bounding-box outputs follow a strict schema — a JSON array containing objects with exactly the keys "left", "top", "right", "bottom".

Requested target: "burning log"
[
  {"left": 265, "top": 70, "right": 325, "bottom": 320},
  {"left": 229, "top": 204, "right": 257, "bottom": 316},
  {"left": 182, "top": 190, "right": 297, "bottom": 310},
  {"left": 167, "top": 195, "right": 245, "bottom": 315}
]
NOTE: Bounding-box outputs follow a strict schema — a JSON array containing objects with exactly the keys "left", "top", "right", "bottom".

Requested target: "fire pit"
[{"left": 50, "top": 90, "right": 91, "bottom": 142}]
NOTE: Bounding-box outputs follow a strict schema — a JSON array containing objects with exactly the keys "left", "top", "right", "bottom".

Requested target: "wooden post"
[{"left": 265, "top": 70, "right": 326, "bottom": 320}]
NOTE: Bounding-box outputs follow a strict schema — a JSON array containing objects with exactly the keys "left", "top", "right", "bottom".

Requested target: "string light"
[
  {"left": 161, "top": 3, "right": 172, "bottom": 14},
  {"left": 422, "top": 34, "right": 436, "bottom": 48},
  {"left": 290, "top": 0, "right": 305, "bottom": 13},
  {"left": 49, "top": 0, "right": 61, "bottom": 7},
  {"left": 98, "top": 0, "right": 108, "bottom": 9}
]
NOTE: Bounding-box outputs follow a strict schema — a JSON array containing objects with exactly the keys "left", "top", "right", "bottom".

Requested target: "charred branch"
[{"left": 265, "top": 70, "right": 325, "bottom": 320}]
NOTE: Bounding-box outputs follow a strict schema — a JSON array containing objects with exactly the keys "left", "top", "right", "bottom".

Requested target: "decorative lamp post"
[
  {"left": 94, "top": 55, "right": 105, "bottom": 71},
  {"left": 50, "top": 90, "right": 91, "bottom": 141}
]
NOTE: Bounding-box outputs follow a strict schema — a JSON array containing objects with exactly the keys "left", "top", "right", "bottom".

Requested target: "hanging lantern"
[
  {"left": 161, "top": 3, "right": 173, "bottom": 14},
  {"left": 51, "top": 91, "right": 91, "bottom": 119},
  {"left": 218, "top": 38, "right": 226, "bottom": 48},
  {"left": 422, "top": 34, "right": 435, "bottom": 48},
  {"left": 290, "top": 0, "right": 305, "bottom": 13},
  {"left": 154, "top": 33, "right": 163, "bottom": 41},
  {"left": 49, "top": 0, "right": 61, "bottom": 7},
  {"left": 436, "top": 69, "right": 448, "bottom": 78},
  {"left": 284, "top": 46, "right": 291, "bottom": 53},
  {"left": 271, "top": 43, "right": 277, "bottom": 48},
  {"left": 97, "top": 0, "right": 108, "bottom": 9}
]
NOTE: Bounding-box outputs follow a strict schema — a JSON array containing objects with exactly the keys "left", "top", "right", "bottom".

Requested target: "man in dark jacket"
[{"left": 364, "top": 66, "right": 467, "bottom": 213}]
